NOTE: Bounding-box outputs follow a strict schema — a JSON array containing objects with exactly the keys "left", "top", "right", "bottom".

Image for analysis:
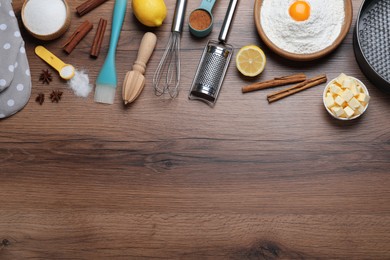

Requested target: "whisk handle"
[
  {"left": 171, "top": 0, "right": 188, "bottom": 33},
  {"left": 218, "top": 0, "right": 239, "bottom": 43}
]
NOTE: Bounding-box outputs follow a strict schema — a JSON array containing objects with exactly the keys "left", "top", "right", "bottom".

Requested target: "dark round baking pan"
[{"left": 353, "top": 0, "right": 390, "bottom": 94}]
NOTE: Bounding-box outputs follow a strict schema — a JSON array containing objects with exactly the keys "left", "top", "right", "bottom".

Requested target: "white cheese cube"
[
  {"left": 348, "top": 97, "right": 361, "bottom": 109},
  {"left": 335, "top": 95, "right": 345, "bottom": 106},
  {"left": 331, "top": 106, "right": 345, "bottom": 117},
  {"left": 325, "top": 95, "right": 335, "bottom": 108},
  {"left": 335, "top": 73, "right": 348, "bottom": 86},
  {"left": 341, "top": 89, "right": 354, "bottom": 102},
  {"left": 344, "top": 106, "right": 355, "bottom": 118},
  {"left": 357, "top": 93, "right": 370, "bottom": 104},
  {"left": 330, "top": 84, "right": 342, "bottom": 95}
]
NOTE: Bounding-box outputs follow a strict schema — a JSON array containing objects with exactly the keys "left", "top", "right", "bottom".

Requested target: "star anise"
[
  {"left": 50, "top": 90, "right": 63, "bottom": 103},
  {"left": 35, "top": 93, "right": 45, "bottom": 105},
  {"left": 39, "top": 69, "right": 52, "bottom": 84}
]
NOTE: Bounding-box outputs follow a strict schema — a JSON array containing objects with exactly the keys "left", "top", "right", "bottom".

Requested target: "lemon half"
[{"left": 236, "top": 45, "right": 266, "bottom": 77}]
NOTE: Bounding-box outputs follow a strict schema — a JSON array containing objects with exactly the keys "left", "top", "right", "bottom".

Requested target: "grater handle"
[
  {"left": 171, "top": 0, "right": 188, "bottom": 33},
  {"left": 218, "top": 0, "right": 239, "bottom": 43}
]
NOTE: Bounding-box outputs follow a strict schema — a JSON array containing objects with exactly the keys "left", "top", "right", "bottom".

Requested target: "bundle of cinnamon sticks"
[{"left": 242, "top": 73, "right": 327, "bottom": 103}]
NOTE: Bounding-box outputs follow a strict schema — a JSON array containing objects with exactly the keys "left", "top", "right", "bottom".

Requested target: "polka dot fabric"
[{"left": 0, "top": 0, "right": 31, "bottom": 119}]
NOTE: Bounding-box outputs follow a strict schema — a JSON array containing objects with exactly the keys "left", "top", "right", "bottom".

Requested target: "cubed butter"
[
  {"left": 348, "top": 97, "right": 361, "bottom": 109},
  {"left": 344, "top": 106, "right": 355, "bottom": 118},
  {"left": 341, "top": 89, "right": 354, "bottom": 102},
  {"left": 330, "top": 84, "right": 342, "bottom": 95},
  {"left": 350, "top": 85, "right": 359, "bottom": 96},
  {"left": 331, "top": 106, "right": 345, "bottom": 117},
  {"left": 343, "top": 78, "right": 355, "bottom": 89},
  {"left": 335, "top": 95, "right": 345, "bottom": 106},
  {"left": 324, "top": 95, "right": 335, "bottom": 108},
  {"left": 335, "top": 73, "right": 348, "bottom": 86},
  {"left": 357, "top": 104, "right": 365, "bottom": 115},
  {"left": 357, "top": 93, "right": 370, "bottom": 104}
]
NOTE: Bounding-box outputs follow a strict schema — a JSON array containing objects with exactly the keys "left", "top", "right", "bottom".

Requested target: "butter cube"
[
  {"left": 343, "top": 78, "right": 355, "bottom": 89},
  {"left": 331, "top": 106, "right": 345, "bottom": 117},
  {"left": 324, "top": 95, "right": 335, "bottom": 108},
  {"left": 348, "top": 97, "right": 361, "bottom": 109},
  {"left": 344, "top": 106, "right": 355, "bottom": 118},
  {"left": 330, "top": 84, "right": 342, "bottom": 95},
  {"left": 341, "top": 89, "right": 354, "bottom": 102},
  {"left": 335, "top": 73, "right": 348, "bottom": 86},
  {"left": 350, "top": 84, "right": 359, "bottom": 96},
  {"left": 356, "top": 104, "right": 365, "bottom": 115},
  {"left": 335, "top": 95, "right": 345, "bottom": 106},
  {"left": 357, "top": 93, "right": 370, "bottom": 104}
]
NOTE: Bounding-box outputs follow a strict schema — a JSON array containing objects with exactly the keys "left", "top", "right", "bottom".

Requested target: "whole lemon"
[{"left": 132, "top": 0, "right": 167, "bottom": 27}]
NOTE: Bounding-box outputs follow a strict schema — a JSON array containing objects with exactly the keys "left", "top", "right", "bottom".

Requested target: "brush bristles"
[{"left": 94, "top": 85, "right": 116, "bottom": 104}]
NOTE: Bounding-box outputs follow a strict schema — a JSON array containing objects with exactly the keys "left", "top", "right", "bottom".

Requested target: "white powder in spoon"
[
  {"left": 68, "top": 70, "right": 92, "bottom": 98},
  {"left": 23, "top": 0, "right": 67, "bottom": 35}
]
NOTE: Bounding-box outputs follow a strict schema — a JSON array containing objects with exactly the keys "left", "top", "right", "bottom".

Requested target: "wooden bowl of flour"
[
  {"left": 22, "top": 0, "right": 71, "bottom": 41},
  {"left": 254, "top": 0, "right": 352, "bottom": 61}
]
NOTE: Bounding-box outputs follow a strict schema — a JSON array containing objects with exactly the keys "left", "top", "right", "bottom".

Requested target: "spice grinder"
[
  {"left": 353, "top": 0, "right": 390, "bottom": 93},
  {"left": 189, "top": 0, "right": 239, "bottom": 106}
]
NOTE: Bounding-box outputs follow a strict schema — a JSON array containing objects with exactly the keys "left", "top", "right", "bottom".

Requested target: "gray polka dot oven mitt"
[{"left": 0, "top": 0, "right": 31, "bottom": 119}]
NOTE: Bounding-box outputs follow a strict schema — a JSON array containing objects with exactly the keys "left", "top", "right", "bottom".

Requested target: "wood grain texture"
[{"left": 1, "top": 0, "right": 390, "bottom": 259}]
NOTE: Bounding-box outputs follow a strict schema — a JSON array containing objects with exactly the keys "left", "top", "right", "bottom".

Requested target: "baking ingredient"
[
  {"left": 132, "top": 0, "right": 167, "bottom": 27},
  {"left": 90, "top": 18, "right": 108, "bottom": 58},
  {"left": 289, "top": 0, "right": 311, "bottom": 21},
  {"left": 35, "top": 93, "right": 45, "bottom": 105},
  {"left": 267, "top": 74, "right": 327, "bottom": 103},
  {"left": 236, "top": 45, "right": 266, "bottom": 77},
  {"left": 261, "top": 0, "right": 344, "bottom": 54},
  {"left": 63, "top": 20, "right": 93, "bottom": 54},
  {"left": 39, "top": 69, "right": 53, "bottom": 84},
  {"left": 189, "top": 9, "right": 211, "bottom": 30},
  {"left": 50, "top": 90, "right": 63, "bottom": 103},
  {"left": 76, "top": 0, "right": 109, "bottom": 16},
  {"left": 324, "top": 74, "right": 370, "bottom": 119},
  {"left": 242, "top": 73, "right": 306, "bottom": 93},
  {"left": 68, "top": 70, "right": 92, "bottom": 97},
  {"left": 23, "top": 0, "right": 67, "bottom": 35}
]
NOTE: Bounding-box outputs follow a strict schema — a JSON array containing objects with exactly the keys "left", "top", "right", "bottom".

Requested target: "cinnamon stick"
[
  {"left": 267, "top": 74, "right": 327, "bottom": 103},
  {"left": 242, "top": 73, "right": 307, "bottom": 93},
  {"left": 90, "top": 18, "right": 107, "bottom": 58},
  {"left": 63, "top": 20, "right": 93, "bottom": 54},
  {"left": 76, "top": 0, "right": 109, "bottom": 16}
]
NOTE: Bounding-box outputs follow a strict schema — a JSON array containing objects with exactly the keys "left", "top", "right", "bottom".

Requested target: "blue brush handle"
[
  {"left": 96, "top": 0, "right": 127, "bottom": 85},
  {"left": 200, "top": 0, "right": 216, "bottom": 13}
]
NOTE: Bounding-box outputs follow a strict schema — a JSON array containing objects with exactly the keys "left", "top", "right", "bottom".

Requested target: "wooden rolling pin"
[{"left": 122, "top": 32, "right": 157, "bottom": 105}]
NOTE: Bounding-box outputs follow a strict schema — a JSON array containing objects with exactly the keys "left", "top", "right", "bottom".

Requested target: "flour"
[
  {"left": 23, "top": 0, "right": 67, "bottom": 35},
  {"left": 261, "top": 0, "right": 345, "bottom": 54},
  {"left": 68, "top": 70, "right": 92, "bottom": 98}
]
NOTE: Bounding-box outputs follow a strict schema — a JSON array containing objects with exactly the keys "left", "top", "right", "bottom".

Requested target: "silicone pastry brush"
[
  {"left": 94, "top": 0, "right": 127, "bottom": 104},
  {"left": 122, "top": 32, "right": 157, "bottom": 105}
]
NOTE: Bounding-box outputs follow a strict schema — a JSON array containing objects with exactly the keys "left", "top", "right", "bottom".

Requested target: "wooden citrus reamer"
[{"left": 122, "top": 32, "right": 157, "bottom": 105}]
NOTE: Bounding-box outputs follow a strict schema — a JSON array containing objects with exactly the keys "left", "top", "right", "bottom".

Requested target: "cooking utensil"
[
  {"left": 254, "top": 0, "right": 352, "bottom": 61},
  {"left": 189, "top": 0, "right": 217, "bottom": 38},
  {"left": 353, "top": 0, "right": 390, "bottom": 93},
  {"left": 152, "top": 0, "right": 188, "bottom": 98},
  {"left": 122, "top": 32, "right": 157, "bottom": 105},
  {"left": 189, "top": 0, "right": 239, "bottom": 106},
  {"left": 35, "top": 45, "right": 75, "bottom": 80}
]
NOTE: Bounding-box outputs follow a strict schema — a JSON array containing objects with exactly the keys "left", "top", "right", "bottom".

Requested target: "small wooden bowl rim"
[
  {"left": 21, "top": 0, "right": 71, "bottom": 41},
  {"left": 254, "top": 0, "right": 353, "bottom": 61}
]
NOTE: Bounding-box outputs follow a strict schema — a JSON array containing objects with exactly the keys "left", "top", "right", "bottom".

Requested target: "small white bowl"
[{"left": 323, "top": 76, "right": 369, "bottom": 120}]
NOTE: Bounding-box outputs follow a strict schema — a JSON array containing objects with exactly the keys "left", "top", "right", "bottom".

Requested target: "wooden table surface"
[{"left": 1, "top": 0, "right": 390, "bottom": 258}]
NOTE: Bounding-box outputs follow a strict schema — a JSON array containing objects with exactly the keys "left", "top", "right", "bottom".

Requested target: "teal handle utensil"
[
  {"left": 189, "top": 0, "right": 216, "bottom": 38},
  {"left": 94, "top": 0, "right": 127, "bottom": 104}
]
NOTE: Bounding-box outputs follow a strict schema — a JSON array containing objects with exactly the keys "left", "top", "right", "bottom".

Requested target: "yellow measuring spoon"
[{"left": 35, "top": 46, "right": 75, "bottom": 80}]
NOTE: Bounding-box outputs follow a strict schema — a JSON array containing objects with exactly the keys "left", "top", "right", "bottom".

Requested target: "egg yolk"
[{"left": 289, "top": 0, "right": 311, "bottom": 21}]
